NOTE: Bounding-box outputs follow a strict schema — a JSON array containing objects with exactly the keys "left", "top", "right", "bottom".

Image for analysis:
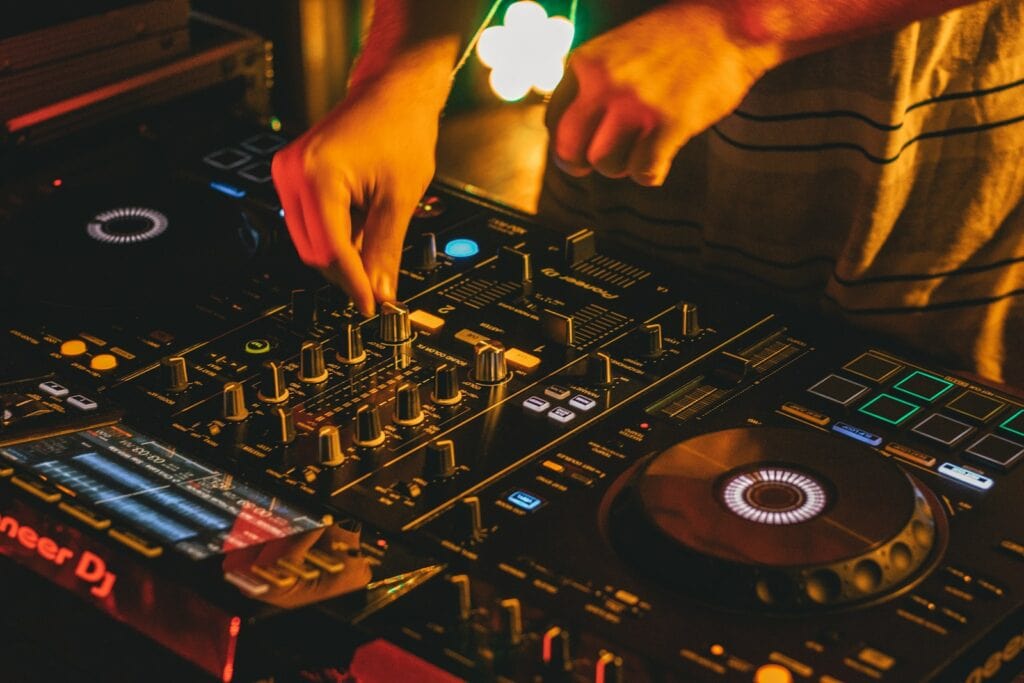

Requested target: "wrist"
[
  {"left": 348, "top": 37, "right": 461, "bottom": 115},
  {"left": 668, "top": 2, "right": 787, "bottom": 78}
]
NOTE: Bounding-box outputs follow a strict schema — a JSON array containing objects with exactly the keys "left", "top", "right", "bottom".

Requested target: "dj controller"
[{"left": 1, "top": 115, "right": 1023, "bottom": 683}]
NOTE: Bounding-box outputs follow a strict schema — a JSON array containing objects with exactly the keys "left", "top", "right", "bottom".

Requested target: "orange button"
[
  {"left": 60, "top": 339, "right": 87, "bottom": 356},
  {"left": 90, "top": 354, "right": 118, "bottom": 371},
  {"left": 754, "top": 664, "right": 793, "bottom": 683}
]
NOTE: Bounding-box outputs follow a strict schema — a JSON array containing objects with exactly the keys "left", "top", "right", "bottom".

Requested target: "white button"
[
  {"left": 569, "top": 394, "right": 597, "bottom": 411},
  {"left": 67, "top": 394, "right": 98, "bottom": 411},
  {"left": 39, "top": 381, "right": 70, "bottom": 398},
  {"left": 547, "top": 406, "right": 576, "bottom": 424},
  {"left": 522, "top": 396, "right": 550, "bottom": 414}
]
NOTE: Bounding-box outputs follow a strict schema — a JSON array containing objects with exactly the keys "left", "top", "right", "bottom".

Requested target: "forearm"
[
  {"left": 725, "top": 0, "right": 986, "bottom": 59},
  {"left": 348, "top": 0, "right": 481, "bottom": 111}
]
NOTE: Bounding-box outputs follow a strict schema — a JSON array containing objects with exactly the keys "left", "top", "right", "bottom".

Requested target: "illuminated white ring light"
[
  {"left": 721, "top": 467, "right": 828, "bottom": 526},
  {"left": 86, "top": 206, "right": 169, "bottom": 245}
]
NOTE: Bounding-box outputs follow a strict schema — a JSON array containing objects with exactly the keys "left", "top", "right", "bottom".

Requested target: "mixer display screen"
[{"left": 0, "top": 426, "right": 325, "bottom": 559}]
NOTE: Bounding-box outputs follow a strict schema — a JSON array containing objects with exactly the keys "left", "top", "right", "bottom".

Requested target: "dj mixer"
[{"left": 1, "top": 116, "right": 1022, "bottom": 682}]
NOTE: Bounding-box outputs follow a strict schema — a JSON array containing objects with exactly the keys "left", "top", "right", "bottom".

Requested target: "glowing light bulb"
[{"left": 474, "top": 1, "right": 575, "bottom": 101}]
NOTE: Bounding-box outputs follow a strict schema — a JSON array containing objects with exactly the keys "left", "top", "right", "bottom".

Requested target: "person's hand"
[
  {"left": 546, "top": 3, "right": 783, "bottom": 186},
  {"left": 272, "top": 59, "right": 448, "bottom": 316}
]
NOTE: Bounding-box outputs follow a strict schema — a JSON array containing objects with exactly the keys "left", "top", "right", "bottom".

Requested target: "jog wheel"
[{"left": 603, "top": 427, "right": 947, "bottom": 612}]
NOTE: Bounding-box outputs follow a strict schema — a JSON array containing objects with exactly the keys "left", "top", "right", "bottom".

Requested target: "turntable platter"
[{"left": 604, "top": 427, "right": 947, "bottom": 611}]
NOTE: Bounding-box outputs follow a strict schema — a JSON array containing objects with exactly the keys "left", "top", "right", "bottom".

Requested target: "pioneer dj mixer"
[{"left": 1, "top": 115, "right": 1023, "bottom": 683}]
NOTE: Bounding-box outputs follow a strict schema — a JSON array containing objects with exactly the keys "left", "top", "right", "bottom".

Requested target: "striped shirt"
[{"left": 538, "top": 0, "right": 1024, "bottom": 384}]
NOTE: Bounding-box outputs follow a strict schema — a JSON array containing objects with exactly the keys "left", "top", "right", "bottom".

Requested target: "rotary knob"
[
  {"left": 596, "top": 651, "right": 624, "bottom": 683},
  {"left": 393, "top": 382, "right": 424, "bottom": 426},
  {"left": 498, "top": 598, "right": 523, "bottom": 647},
  {"left": 680, "top": 302, "right": 702, "bottom": 338},
  {"left": 587, "top": 351, "right": 614, "bottom": 386},
  {"left": 542, "top": 626, "right": 573, "bottom": 673},
  {"left": 379, "top": 301, "right": 412, "bottom": 343},
  {"left": 455, "top": 495, "right": 484, "bottom": 542},
  {"left": 497, "top": 245, "right": 532, "bottom": 282},
  {"left": 272, "top": 406, "right": 296, "bottom": 444},
  {"left": 424, "top": 439, "right": 456, "bottom": 479},
  {"left": 639, "top": 323, "right": 663, "bottom": 357},
  {"left": 290, "top": 288, "right": 318, "bottom": 330},
  {"left": 318, "top": 425, "right": 344, "bottom": 466},
  {"left": 222, "top": 382, "right": 249, "bottom": 422},
  {"left": 446, "top": 573, "right": 472, "bottom": 622},
  {"left": 431, "top": 363, "right": 462, "bottom": 405},
  {"left": 353, "top": 404, "right": 385, "bottom": 448},
  {"left": 161, "top": 355, "right": 189, "bottom": 392},
  {"left": 257, "top": 360, "right": 290, "bottom": 403},
  {"left": 413, "top": 232, "right": 438, "bottom": 270},
  {"left": 298, "top": 340, "right": 329, "bottom": 383},
  {"left": 336, "top": 322, "right": 366, "bottom": 364},
  {"left": 473, "top": 341, "right": 508, "bottom": 384}
]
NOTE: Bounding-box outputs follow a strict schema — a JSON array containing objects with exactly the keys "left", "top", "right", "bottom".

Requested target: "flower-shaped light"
[{"left": 476, "top": 1, "right": 575, "bottom": 101}]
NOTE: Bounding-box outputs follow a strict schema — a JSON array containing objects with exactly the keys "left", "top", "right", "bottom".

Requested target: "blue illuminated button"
[
  {"left": 938, "top": 462, "right": 994, "bottom": 491},
  {"left": 893, "top": 371, "right": 954, "bottom": 402},
  {"left": 858, "top": 393, "right": 921, "bottom": 425},
  {"left": 832, "top": 422, "right": 883, "bottom": 447},
  {"left": 999, "top": 409, "right": 1024, "bottom": 438},
  {"left": 569, "top": 394, "right": 597, "bottom": 412},
  {"left": 444, "top": 238, "right": 480, "bottom": 258},
  {"left": 506, "top": 490, "right": 544, "bottom": 512},
  {"left": 548, "top": 406, "right": 576, "bottom": 424},
  {"left": 209, "top": 180, "right": 247, "bottom": 198},
  {"left": 522, "top": 395, "right": 551, "bottom": 414}
]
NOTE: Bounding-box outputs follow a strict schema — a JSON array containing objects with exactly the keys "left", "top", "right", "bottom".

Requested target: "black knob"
[
  {"left": 498, "top": 598, "right": 523, "bottom": 647},
  {"left": 431, "top": 363, "right": 462, "bottom": 405},
  {"left": 299, "top": 341, "right": 329, "bottom": 383},
  {"left": 680, "top": 302, "right": 702, "bottom": 338},
  {"left": 542, "top": 626, "right": 573, "bottom": 673},
  {"left": 257, "top": 360, "right": 290, "bottom": 403},
  {"left": 413, "top": 232, "right": 438, "bottom": 270},
  {"left": 640, "top": 323, "right": 663, "bottom": 357},
  {"left": 497, "top": 245, "right": 532, "bottom": 282},
  {"left": 336, "top": 322, "right": 366, "bottom": 364},
  {"left": 393, "top": 382, "right": 424, "bottom": 426},
  {"left": 541, "top": 309, "right": 574, "bottom": 346},
  {"left": 455, "top": 496, "right": 484, "bottom": 542},
  {"left": 161, "top": 355, "right": 189, "bottom": 392},
  {"left": 318, "top": 425, "right": 344, "bottom": 466},
  {"left": 446, "top": 573, "right": 472, "bottom": 622},
  {"left": 272, "top": 406, "right": 296, "bottom": 444},
  {"left": 587, "top": 351, "right": 614, "bottom": 386},
  {"left": 564, "top": 228, "right": 596, "bottom": 265},
  {"left": 222, "top": 382, "right": 249, "bottom": 422},
  {"left": 290, "top": 288, "right": 318, "bottom": 329},
  {"left": 596, "top": 651, "right": 624, "bottom": 683},
  {"left": 473, "top": 341, "right": 508, "bottom": 384},
  {"left": 379, "top": 301, "right": 412, "bottom": 343},
  {"left": 424, "top": 439, "right": 456, "bottom": 479},
  {"left": 353, "top": 404, "right": 385, "bottom": 448}
]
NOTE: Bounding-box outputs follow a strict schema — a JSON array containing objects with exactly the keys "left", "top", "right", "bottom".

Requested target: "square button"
[
  {"left": 911, "top": 414, "right": 974, "bottom": 446},
  {"left": 241, "top": 133, "right": 287, "bottom": 154},
  {"left": 808, "top": 374, "right": 869, "bottom": 406},
  {"left": 844, "top": 352, "right": 903, "bottom": 383},
  {"left": 238, "top": 160, "right": 272, "bottom": 183},
  {"left": 947, "top": 391, "right": 1005, "bottom": 423},
  {"left": 999, "top": 408, "right": 1024, "bottom": 438},
  {"left": 547, "top": 406, "right": 576, "bottom": 424},
  {"left": 522, "top": 396, "right": 550, "bottom": 414},
  {"left": 858, "top": 394, "right": 921, "bottom": 425},
  {"left": 203, "top": 147, "right": 251, "bottom": 169},
  {"left": 893, "top": 371, "right": 954, "bottom": 402},
  {"left": 38, "top": 381, "right": 69, "bottom": 398},
  {"left": 544, "top": 385, "right": 572, "bottom": 400},
  {"left": 569, "top": 395, "right": 597, "bottom": 412},
  {"left": 966, "top": 434, "right": 1024, "bottom": 470}
]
